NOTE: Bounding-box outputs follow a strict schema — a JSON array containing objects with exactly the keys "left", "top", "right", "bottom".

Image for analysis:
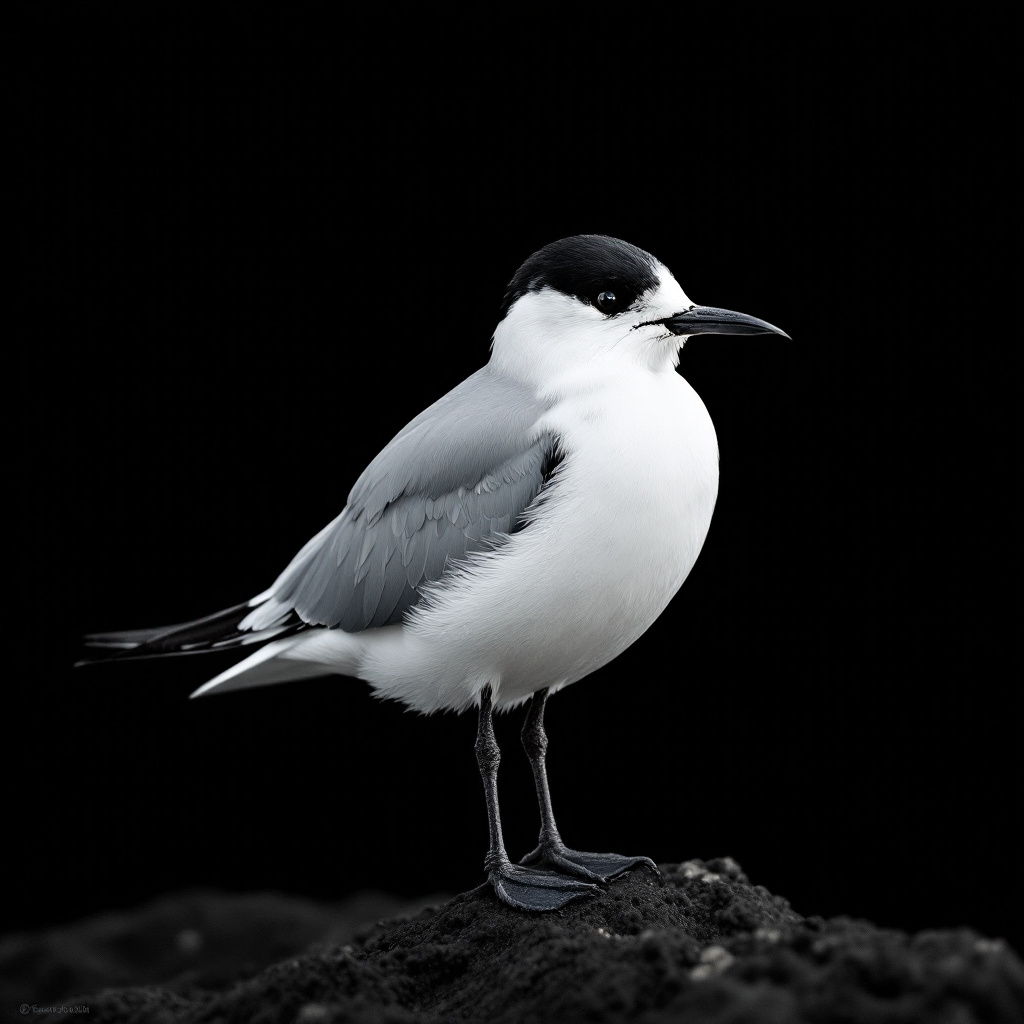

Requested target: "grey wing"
[{"left": 245, "top": 366, "right": 560, "bottom": 633}]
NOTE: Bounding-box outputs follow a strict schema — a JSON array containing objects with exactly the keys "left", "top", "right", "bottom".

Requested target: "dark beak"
[{"left": 658, "top": 305, "right": 790, "bottom": 339}]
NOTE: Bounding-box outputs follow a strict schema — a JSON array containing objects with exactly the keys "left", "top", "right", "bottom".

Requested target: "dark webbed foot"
[
  {"left": 476, "top": 686, "right": 601, "bottom": 912},
  {"left": 517, "top": 691, "right": 661, "bottom": 888},
  {"left": 520, "top": 838, "right": 660, "bottom": 884},
  {"left": 488, "top": 856, "right": 601, "bottom": 911}
]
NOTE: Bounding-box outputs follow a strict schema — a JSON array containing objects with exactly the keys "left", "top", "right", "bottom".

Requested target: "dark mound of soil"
[
  {"left": 1, "top": 888, "right": 442, "bottom": 1015},
  {"left": 5, "top": 859, "right": 1022, "bottom": 1023}
]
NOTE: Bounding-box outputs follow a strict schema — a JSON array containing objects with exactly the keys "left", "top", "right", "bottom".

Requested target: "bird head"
[{"left": 490, "top": 235, "right": 788, "bottom": 391}]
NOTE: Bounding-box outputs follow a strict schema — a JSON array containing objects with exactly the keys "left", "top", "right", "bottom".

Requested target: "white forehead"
[{"left": 653, "top": 263, "right": 693, "bottom": 309}]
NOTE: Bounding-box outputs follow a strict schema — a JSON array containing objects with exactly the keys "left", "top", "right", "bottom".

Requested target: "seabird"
[{"left": 82, "top": 234, "right": 789, "bottom": 910}]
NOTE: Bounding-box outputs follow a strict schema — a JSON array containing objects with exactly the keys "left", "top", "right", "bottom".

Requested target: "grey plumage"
[
  {"left": 77, "top": 233, "right": 791, "bottom": 914},
  {"left": 262, "top": 366, "right": 558, "bottom": 632}
]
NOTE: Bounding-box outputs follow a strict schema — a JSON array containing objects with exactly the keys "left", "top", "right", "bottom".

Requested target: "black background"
[{"left": 14, "top": 5, "right": 1020, "bottom": 951}]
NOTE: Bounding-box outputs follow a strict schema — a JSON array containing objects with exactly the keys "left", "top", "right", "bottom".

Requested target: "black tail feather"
[{"left": 77, "top": 601, "right": 305, "bottom": 666}]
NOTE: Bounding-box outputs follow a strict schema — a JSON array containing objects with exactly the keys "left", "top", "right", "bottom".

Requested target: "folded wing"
[{"left": 240, "top": 365, "right": 560, "bottom": 633}]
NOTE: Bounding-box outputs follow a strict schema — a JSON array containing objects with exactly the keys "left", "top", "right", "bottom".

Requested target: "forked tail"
[
  {"left": 77, "top": 598, "right": 364, "bottom": 698},
  {"left": 76, "top": 600, "right": 304, "bottom": 666}
]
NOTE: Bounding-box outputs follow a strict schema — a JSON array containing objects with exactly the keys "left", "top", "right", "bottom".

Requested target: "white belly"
[{"left": 357, "top": 371, "right": 719, "bottom": 712}]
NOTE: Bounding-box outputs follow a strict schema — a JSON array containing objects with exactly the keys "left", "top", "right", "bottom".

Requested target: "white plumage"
[
  {"left": 191, "top": 268, "right": 719, "bottom": 711},
  {"left": 84, "top": 235, "right": 787, "bottom": 912}
]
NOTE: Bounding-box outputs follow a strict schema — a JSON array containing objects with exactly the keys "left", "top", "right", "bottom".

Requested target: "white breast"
[{"left": 357, "top": 368, "right": 719, "bottom": 712}]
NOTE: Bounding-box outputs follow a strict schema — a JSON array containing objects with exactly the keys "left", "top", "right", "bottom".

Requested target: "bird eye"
[{"left": 596, "top": 290, "right": 619, "bottom": 313}]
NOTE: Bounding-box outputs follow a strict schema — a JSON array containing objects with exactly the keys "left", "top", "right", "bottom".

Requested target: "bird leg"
[
  {"left": 475, "top": 684, "right": 600, "bottom": 911},
  {"left": 518, "top": 688, "right": 660, "bottom": 883}
]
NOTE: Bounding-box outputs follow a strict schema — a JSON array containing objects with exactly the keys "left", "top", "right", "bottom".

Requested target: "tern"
[{"left": 82, "top": 235, "right": 789, "bottom": 911}]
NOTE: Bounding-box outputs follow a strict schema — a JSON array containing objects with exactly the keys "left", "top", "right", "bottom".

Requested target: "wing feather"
[{"left": 260, "top": 366, "right": 558, "bottom": 632}]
